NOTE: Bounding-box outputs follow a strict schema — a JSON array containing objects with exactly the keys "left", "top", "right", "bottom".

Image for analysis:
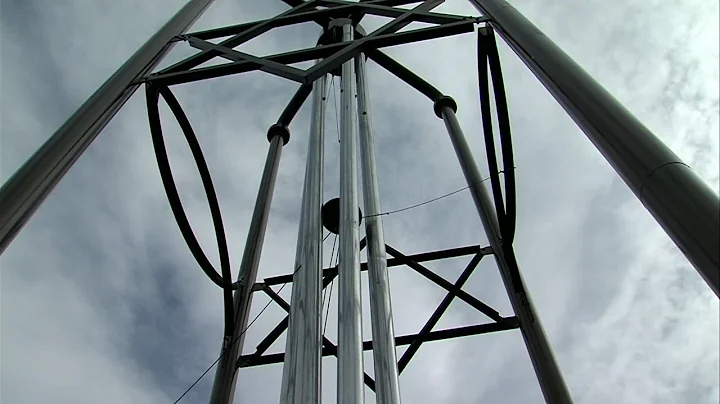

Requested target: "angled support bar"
[
  {"left": 250, "top": 286, "right": 377, "bottom": 391},
  {"left": 209, "top": 129, "right": 286, "bottom": 404},
  {"left": 252, "top": 272, "right": 337, "bottom": 356},
  {"left": 146, "top": 19, "right": 481, "bottom": 86},
  {"left": 187, "top": 0, "right": 423, "bottom": 40},
  {"left": 366, "top": 49, "right": 443, "bottom": 101},
  {"left": 469, "top": 0, "right": 720, "bottom": 296},
  {"left": 398, "top": 252, "right": 484, "bottom": 373},
  {"left": 386, "top": 244, "right": 503, "bottom": 322},
  {"left": 161, "top": 0, "right": 317, "bottom": 74},
  {"left": 305, "top": 0, "right": 445, "bottom": 82},
  {"left": 438, "top": 99, "right": 573, "bottom": 403},
  {"left": 0, "top": 0, "right": 216, "bottom": 255},
  {"left": 187, "top": 37, "right": 307, "bottom": 83}
]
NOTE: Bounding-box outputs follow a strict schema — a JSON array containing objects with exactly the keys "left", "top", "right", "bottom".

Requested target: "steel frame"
[
  {"left": 1, "top": 0, "right": 717, "bottom": 403},
  {"left": 238, "top": 243, "right": 520, "bottom": 389}
]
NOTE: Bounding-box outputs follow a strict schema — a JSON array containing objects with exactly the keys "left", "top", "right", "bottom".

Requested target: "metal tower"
[{"left": 0, "top": 1, "right": 718, "bottom": 403}]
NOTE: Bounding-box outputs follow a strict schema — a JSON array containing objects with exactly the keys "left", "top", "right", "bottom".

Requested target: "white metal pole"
[
  {"left": 355, "top": 53, "right": 402, "bottom": 404},
  {"left": 280, "top": 70, "right": 328, "bottom": 404},
  {"left": 336, "top": 18, "right": 365, "bottom": 404}
]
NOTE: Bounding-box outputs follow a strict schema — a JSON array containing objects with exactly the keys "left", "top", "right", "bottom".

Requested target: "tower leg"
[
  {"left": 469, "top": 0, "right": 720, "bottom": 296},
  {"left": 356, "top": 53, "right": 402, "bottom": 404},
  {"left": 0, "top": 0, "right": 216, "bottom": 255},
  {"left": 437, "top": 101, "right": 574, "bottom": 404},
  {"left": 280, "top": 72, "right": 328, "bottom": 404},
  {"left": 336, "top": 18, "right": 365, "bottom": 404},
  {"left": 210, "top": 131, "right": 286, "bottom": 404}
]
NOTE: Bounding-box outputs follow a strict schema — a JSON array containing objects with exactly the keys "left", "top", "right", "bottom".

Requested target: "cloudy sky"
[{"left": 1, "top": 0, "right": 718, "bottom": 403}]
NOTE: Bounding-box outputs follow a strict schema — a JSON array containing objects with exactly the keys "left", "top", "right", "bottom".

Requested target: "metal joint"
[
  {"left": 267, "top": 123, "right": 291, "bottom": 145},
  {"left": 433, "top": 95, "right": 457, "bottom": 118}
]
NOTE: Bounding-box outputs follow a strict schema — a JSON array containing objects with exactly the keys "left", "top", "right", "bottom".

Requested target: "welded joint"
[{"left": 480, "top": 246, "right": 494, "bottom": 255}]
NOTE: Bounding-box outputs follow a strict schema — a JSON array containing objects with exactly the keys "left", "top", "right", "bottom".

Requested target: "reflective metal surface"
[
  {"left": 336, "top": 19, "right": 365, "bottom": 404},
  {"left": 279, "top": 70, "right": 328, "bottom": 404},
  {"left": 210, "top": 134, "right": 285, "bottom": 404},
  {"left": 0, "top": 0, "right": 216, "bottom": 255},
  {"left": 469, "top": 0, "right": 719, "bottom": 296},
  {"left": 441, "top": 105, "right": 573, "bottom": 404},
  {"left": 355, "top": 53, "right": 402, "bottom": 404}
]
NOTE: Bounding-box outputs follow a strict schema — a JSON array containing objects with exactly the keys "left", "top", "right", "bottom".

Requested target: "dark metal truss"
[
  {"left": 142, "top": 0, "right": 488, "bottom": 86},
  {"left": 237, "top": 243, "right": 520, "bottom": 392},
  {"left": 140, "top": 0, "right": 524, "bottom": 396}
]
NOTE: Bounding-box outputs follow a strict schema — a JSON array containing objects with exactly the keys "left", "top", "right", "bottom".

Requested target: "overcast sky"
[{"left": 1, "top": 0, "right": 718, "bottom": 403}]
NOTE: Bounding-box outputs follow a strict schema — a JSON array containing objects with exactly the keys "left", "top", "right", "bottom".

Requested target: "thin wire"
[
  {"left": 172, "top": 265, "right": 302, "bottom": 404},
  {"left": 363, "top": 170, "right": 511, "bottom": 219},
  {"left": 320, "top": 231, "right": 336, "bottom": 317},
  {"left": 332, "top": 76, "right": 340, "bottom": 143},
  {"left": 323, "top": 240, "right": 339, "bottom": 336}
]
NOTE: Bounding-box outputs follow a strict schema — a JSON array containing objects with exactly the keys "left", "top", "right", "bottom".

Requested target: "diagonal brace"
[
  {"left": 253, "top": 271, "right": 338, "bottom": 356},
  {"left": 187, "top": 37, "right": 307, "bottom": 83},
  {"left": 398, "top": 252, "right": 482, "bottom": 372},
  {"left": 385, "top": 244, "right": 503, "bottom": 322},
  {"left": 255, "top": 284, "right": 377, "bottom": 391},
  {"left": 305, "top": 0, "right": 445, "bottom": 82},
  {"left": 161, "top": 0, "right": 318, "bottom": 74},
  {"left": 146, "top": 19, "right": 481, "bottom": 86}
]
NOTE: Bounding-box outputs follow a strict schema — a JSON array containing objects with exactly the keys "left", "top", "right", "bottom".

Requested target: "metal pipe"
[
  {"left": 468, "top": 0, "right": 720, "bottom": 296},
  {"left": 279, "top": 70, "right": 328, "bottom": 404},
  {"left": 210, "top": 133, "right": 286, "bottom": 404},
  {"left": 355, "top": 53, "right": 402, "bottom": 404},
  {"left": 336, "top": 18, "right": 365, "bottom": 404},
  {"left": 0, "top": 0, "right": 215, "bottom": 255},
  {"left": 438, "top": 102, "right": 573, "bottom": 404}
]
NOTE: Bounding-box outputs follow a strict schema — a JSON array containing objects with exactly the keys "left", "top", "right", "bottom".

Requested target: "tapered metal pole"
[
  {"left": 336, "top": 18, "right": 365, "bottom": 404},
  {"left": 469, "top": 0, "right": 720, "bottom": 297},
  {"left": 210, "top": 132, "right": 286, "bottom": 404},
  {"left": 355, "top": 53, "right": 402, "bottom": 404},
  {"left": 437, "top": 100, "right": 573, "bottom": 404},
  {"left": 279, "top": 71, "right": 327, "bottom": 404},
  {"left": 0, "top": 0, "right": 216, "bottom": 255}
]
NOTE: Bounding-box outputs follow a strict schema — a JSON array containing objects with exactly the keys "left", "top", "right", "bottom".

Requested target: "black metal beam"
[
  {"left": 278, "top": 84, "right": 313, "bottom": 126},
  {"left": 248, "top": 285, "right": 376, "bottom": 391},
  {"left": 259, "top": 244, "right": 487, "bottom": 287},
  {"left": 305, "top": 0, "right": 444, "bottom": 82},
  {"left": 237, "top": 319, "right": 519, "bottom": 367},
  {"left": 161, "top": 0, "right": 317, "bottom": 74},
  {"left": 385, "top": 244, "right": 503, "bottom": 322},
  {"left": 187, "top": 0, "right": 429, "bottom": 40},
  {"left": 367, "top": 49, "right": 442, "bottom": 101},
  {"left": 398, "top": 252, "right": 482, "bottom": 373},
  {"left": 252, "top": 271, "right": 338, "bottom": 356},
  {"left": 187, "top": 37, "right": 307, "bottom": 83},
  {"left": 318, "top": 0, "right": 469, "bottom": 25},
  {"left": 147, "top": 19, "right": 480, "bottom": 86}
]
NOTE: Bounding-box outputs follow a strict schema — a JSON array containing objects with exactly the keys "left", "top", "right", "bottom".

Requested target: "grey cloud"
[{"left": 1, "top": 1, "right": 718, "bottom": 404}]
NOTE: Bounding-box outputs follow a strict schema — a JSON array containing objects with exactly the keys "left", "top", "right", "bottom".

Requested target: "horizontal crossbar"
[
  {"left": 237, "top": 318, "right": 519, "bottom": 368},
  {"left": 255, "top": 244, "right": 491, "bottom": 288},
  {"left": 145, "top": 18, "right": 482, "bottom": 86}
]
